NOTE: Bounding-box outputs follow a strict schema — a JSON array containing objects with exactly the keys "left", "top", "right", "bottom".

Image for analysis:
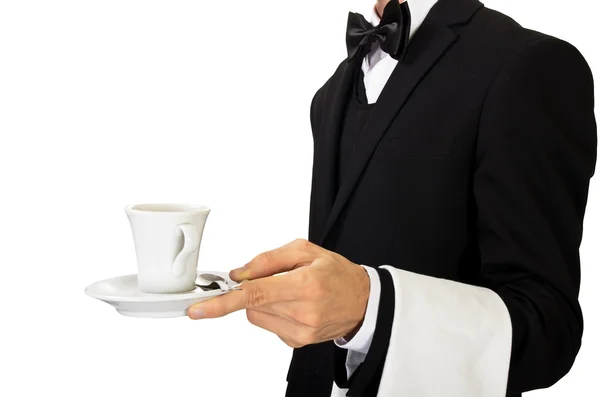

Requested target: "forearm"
[{"left": 496, "top": 281, "right": 582, "bottom": 391}]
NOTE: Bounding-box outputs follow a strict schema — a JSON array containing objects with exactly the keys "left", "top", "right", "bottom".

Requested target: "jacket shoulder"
[
  {"left": 310, "top": 59, "right": 350, "bottom": 133},
  {"left": 473, "top": 7, "right": 551, "bottom": 47},
  {"left": 464, "top": 7, "right": 592, "bottom": 79}
]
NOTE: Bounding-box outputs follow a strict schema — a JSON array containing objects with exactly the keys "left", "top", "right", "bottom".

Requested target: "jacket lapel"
[{"left": 319, "top": 0, "right": 484, "bottom": 246}]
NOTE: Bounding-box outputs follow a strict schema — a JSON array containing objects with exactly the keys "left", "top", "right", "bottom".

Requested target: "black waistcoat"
[{"left": 338, "top": 69, "right": 376, "bottom": 187}]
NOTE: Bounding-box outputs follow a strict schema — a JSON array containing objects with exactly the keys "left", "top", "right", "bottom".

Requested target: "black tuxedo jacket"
[{"left": 285, "top": 0, "right": 597, "bottom": 396}]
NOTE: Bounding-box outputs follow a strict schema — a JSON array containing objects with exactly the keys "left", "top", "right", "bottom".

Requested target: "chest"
[
  {"left": 314, "top": 57, "right": 494, "bottom": 278},
  {"left": 334, "top": 58, "right": 486, "bottom": 197}
]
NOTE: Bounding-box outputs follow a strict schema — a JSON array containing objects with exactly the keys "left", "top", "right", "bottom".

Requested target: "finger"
[
  {"left": 230, "top": 239, "right": 320, "bottom": 281},
  {"left": 188, "top": 290, "right": 246, "bottom": 319},
  {"left": 253, "top": 299, "right": 329, "bottom": 329},
  {"left": 188, "top": 273, "right": 299, "bottom": 319},
  {"left": 246, "top": 309, "right": 310, "bottom": 347},
  {"left": 278, "top": 335, "right": 298, "bottom": 348},
  {"left": 246, "top": 309, "right": 302, "bottom": 344},
  {"left": 252, "top": 301, "right": 304, "bottom": 324}
]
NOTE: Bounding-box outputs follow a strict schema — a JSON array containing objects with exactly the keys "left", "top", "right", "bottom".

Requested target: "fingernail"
[
  {"left": 231, "top": 266, "right": 250, "bottom": 280},
  {"left": 189, "top": 307, "right": 205, "bottom": 319}
]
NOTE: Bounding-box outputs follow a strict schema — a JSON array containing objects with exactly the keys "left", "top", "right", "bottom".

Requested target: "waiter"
[{"left": 188, "top": 0, "right": 597, "bottom": 396}]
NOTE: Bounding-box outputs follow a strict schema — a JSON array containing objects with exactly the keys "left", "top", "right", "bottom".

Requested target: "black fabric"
[
  {"left": 286, "top": 0, "right": 597, "bottom": 396},
  {"left": 346, "top": 0, "right": 411, "bottom": 61},
  {"left": 331, "top": 267, "right": 396, "bottom": 396},
  {"left": 338, "top": 69, "right": 376, "bottom": 189}
]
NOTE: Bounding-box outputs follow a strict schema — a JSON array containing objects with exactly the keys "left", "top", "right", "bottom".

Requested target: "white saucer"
[{"left": 84, "top": 271, "right": 232, "bottom": 318}]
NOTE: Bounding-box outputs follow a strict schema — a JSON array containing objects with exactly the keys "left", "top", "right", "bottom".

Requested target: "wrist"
[
  {"left": 345, "top": 265, "right": 370, "bottom": 340},
  {"left": 344, "top": 319, "right": 365, "bottom": 341}
]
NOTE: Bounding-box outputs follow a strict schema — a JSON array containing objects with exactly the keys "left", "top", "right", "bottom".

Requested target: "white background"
[{"left": 0, "top": 0, "right": 597, "bottom": 396}]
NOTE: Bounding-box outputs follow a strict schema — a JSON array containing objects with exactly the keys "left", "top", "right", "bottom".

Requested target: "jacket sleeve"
[{"left": 474, "top": 36, "right": 596, "bottom": 392}]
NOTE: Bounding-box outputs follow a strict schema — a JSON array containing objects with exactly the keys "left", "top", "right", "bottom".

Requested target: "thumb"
[{"left": 230, "top": 239, "right": 318, "bottom": 281}]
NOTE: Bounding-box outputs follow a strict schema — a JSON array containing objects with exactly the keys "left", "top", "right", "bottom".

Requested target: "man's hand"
[{"left": 187, "top": 238, "right": 370, "bottom": 348}]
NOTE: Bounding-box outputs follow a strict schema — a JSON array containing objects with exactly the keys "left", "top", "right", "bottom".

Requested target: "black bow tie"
[{"left": 346, "top": 0, "right": 411, "bottom": 62}]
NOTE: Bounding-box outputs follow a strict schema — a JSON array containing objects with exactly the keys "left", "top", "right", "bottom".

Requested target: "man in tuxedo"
[{"left": 188, "top": 0, "right": 597, "bottom": 396}]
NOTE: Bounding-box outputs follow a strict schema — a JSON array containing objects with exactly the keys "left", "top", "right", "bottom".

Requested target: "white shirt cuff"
[{"left": 334, "top": 265, "right": 381, "bottom": 354}]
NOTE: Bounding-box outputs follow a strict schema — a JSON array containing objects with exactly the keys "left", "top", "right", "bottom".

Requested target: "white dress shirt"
[
  {"left": 361, "top": 0, "right": 439, "bottom": 105},
  {"left": 332, "top": 0, "right": 440, "bottom": 386}
]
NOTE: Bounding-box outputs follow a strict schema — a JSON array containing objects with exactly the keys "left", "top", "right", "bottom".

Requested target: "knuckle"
[
  {"left": 254, "top": 250, "right": 274, "bottom": 267},
  {"left": 300, "top": 310, "right": 323, "bottom": 328},
  {"left": 280, "top": 337, "right": 301, "bottom": 349},
  {"left": 297, "top": 329, "right": 317, "bottom": 346},
  {"left": 293, "top": 238, "right": 311, "bottom": 250},
  {"left": 293, "top": 268, "right": 312, "bottom": 287},
  {"left": 245, "top": 286, "right": 270, "bottom": 307},
  {"left": 246, "top": 309, "right": 260, "bottom": 325}
]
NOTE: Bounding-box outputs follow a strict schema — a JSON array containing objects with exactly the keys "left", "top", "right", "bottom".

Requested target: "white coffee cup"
[{"left": 125, "top": 203, "right": 210, "bottom": 293}]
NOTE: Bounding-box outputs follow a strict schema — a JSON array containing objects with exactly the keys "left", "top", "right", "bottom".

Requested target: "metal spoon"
[{"left": 196, "top": 273, "right": 243, "bottom": 292}]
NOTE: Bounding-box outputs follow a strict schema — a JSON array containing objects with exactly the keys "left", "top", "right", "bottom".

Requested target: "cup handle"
[{"left": 172, "top": 223, "right": 200, "bottom": 277}]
